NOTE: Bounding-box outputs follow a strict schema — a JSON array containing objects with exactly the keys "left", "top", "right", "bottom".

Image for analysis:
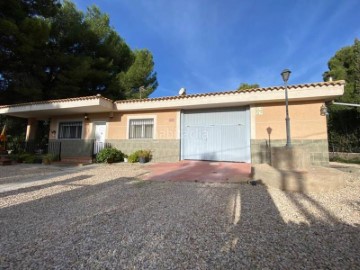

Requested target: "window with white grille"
[
  {"left": 129, "top": 119, "right": 154, "bottom": 139},
  {"left": 58, "top": 121, "right": 83, "bottom": 139}
]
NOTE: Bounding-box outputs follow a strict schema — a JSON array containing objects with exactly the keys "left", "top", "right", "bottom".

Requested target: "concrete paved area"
[{"left": 142, "top": 160, "right": 251, "bottom": 182}]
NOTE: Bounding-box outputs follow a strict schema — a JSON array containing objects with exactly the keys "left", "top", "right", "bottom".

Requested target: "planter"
[
  {"left": 106, "top": 157, "right": 114, "bottom": 164},
  {"left": 124, "top": 157, "right": 128, "bottom": 163},
  {"left": 139, "top": 157, "right": 146, "bottom": 164}
]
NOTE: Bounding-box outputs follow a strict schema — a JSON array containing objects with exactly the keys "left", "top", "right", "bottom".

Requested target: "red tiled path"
[{"left": 142, "top": 160, "right": 251, "bottom": 183}]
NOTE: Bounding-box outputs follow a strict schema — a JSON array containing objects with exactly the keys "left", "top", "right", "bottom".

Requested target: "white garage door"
[{"left": 181, "top": 107, "right": 251, "bottom": 162}]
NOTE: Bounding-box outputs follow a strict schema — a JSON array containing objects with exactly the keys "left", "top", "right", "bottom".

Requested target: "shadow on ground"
[{"left": 0, "top": 163, "right": 359, "bottom": 269}]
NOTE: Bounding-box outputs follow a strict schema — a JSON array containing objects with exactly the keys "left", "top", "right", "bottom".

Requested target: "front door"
[{"left": 94, "top": 123, "right": 106, "bottom": 154}]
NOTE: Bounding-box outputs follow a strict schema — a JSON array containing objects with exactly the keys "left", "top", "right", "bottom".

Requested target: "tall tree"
[
  {"left": 0, "top": 0, "right": 158, "bottom": 104},
  {"left": 111, "top": 49, "right": 158, "bottom": 99},
  {"left": 0, "top": 0, "right": 60, "bottom": 103},
  {"left": 323, "top": 39, "right": 360, "bottom": 152}
]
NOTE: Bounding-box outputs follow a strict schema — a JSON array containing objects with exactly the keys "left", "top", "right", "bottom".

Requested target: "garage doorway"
[{"left": 181, "top": 107, "right": 251, "bottom": 162}]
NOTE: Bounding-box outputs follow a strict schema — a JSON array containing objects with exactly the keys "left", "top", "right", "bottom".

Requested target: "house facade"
[{"left": 0, "top": 80, "right": 345, "bottom": 165}]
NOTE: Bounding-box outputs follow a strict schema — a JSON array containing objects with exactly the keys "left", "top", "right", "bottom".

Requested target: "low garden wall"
[{"left": 329, "top": 152, "right": 360, "bottom": 161}]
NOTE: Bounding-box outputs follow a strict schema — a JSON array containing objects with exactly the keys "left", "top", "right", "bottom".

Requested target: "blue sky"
[{"left": 74, "top": 0, "right": 360, "bottom": 97}]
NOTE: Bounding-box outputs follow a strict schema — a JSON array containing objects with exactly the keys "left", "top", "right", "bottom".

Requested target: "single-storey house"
[{"left": 0, "top": 80, "right": 344, "bottom": 165}]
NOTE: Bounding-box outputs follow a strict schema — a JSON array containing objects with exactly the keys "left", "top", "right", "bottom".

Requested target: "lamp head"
[{"left": 281, "top": 69, "right": 291, "bottom": 82}]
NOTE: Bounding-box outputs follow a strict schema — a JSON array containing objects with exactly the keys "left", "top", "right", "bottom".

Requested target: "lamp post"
[{"left": 281, "top": 69, "right": 291, "bottom": 147}]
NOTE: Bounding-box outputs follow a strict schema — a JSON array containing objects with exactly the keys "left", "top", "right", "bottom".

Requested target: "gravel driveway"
[{"left": 0, "top": 163, "right": 359, "bottom": 269}]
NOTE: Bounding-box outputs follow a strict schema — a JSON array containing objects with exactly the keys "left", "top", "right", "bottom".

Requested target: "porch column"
[{"left": 25, "top": 118, "right": 38, "bottom": 142}]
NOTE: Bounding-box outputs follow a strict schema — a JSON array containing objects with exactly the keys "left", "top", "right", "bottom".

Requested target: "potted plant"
[
  {"left": 123, "top": 154, "right": 128, "bottom": 163},
  {"left": 138, "top": 150, "right": 152, "bottom": 164}
]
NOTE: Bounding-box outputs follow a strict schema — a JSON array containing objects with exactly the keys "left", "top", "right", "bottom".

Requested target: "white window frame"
[
  {"left": 127, "top": 115, "right": 157, "bottom": 140},
  {"left": 58, "top": 120, "right": 84, "bottom": 140}
]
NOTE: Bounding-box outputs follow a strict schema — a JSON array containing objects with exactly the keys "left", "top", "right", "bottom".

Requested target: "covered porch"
[{"left": 0, "top": 95, "right": 115, "bottom": 162}]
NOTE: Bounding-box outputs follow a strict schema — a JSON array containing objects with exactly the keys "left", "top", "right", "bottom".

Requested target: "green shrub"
[
  {"left": 21, "top": 153, "right": 35, "bottom": 163},
  {"left": 9, "top": 153, "right": 19, "bottom": 161},
  {"left": 96, "top": 147, "right": 124, "bottom": 163},
  {"left": 42, "top": 153, "right": 57, "bottom": 164},
  {"left": 128, "top": 150, "right": 152, "bottom": 163},
  {"left": 5, "top": 135, "right": 25, "bottom": 154},
  {"left": 128, "top": 151, "right": 140, "bottom": 163},
  {"left": 138, "top": 150, "right": 152, "bottom": 162}
]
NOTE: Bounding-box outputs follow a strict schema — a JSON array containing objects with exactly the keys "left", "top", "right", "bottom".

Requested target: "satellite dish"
[{"left": 178, "top": 87, "right": 186, "bottom": 96}]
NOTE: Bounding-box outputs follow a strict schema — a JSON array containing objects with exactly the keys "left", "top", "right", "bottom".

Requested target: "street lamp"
[{"left": 281, "top": 69, "right": 291, "bottom": 147}]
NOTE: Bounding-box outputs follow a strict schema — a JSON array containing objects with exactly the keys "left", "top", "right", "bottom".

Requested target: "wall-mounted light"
[
  {"left": 84, "top": 113, "right": 89, "bottom": 120},
  {"left": 51, "top": 130, "right": 56, "bottom": 137},
  {"left": 320, "top": 104, "right": 328, "bottom": 116},
  {"left": 109, "top": 112, "right": 114, "bottom": 119}
]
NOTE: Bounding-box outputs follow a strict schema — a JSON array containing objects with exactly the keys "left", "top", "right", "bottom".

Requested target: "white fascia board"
[
  {"left": 0, "top": 98, "right": 114, "bottom": 115},
  {"left": 116, "top": 84, "right": 344, "bottom": 111}
]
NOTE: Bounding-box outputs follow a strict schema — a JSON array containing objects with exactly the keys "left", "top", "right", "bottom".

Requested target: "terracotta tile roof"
[
  {"left": 0, "top": 94, "right": 113, "bottom": 108},
  {"left": 115, "top": 80, "right": 345, "bottom": 104},
  {"left": 0, "top": 80, "right": 345, "bottom": 108}
]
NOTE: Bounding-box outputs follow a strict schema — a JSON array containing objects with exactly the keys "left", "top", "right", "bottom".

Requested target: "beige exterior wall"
[
  {"left": 107, "top": 110, "right": 179, "bottom": 140},
  {"left": 253, "top": 101, "right": 328, "bottom": 140},
  {"left": 49, "top": 113, "right": 110, "bottom": 140},
  {"left": 49, "top": 110, "right": 179, "bottom": 141}
]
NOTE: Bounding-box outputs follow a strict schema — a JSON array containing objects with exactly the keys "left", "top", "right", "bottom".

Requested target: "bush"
[
  {"left": 42, "top": 153, "right": 57, "bottom": 164},
  {"left": 138, "top": 150, "right": 152, "bottom": 162},
  {"left": 96, "top": 148, "right": 124, "bottom": 163},
  {"left": 6, "top": 135, "right": 26, "bottom": 154},
  {"left": 9, "top": 152, "right": 23, "bottom": 162},
  {"left": 128, "top": 149, "right": 152, "bottom": 163},
  {"left": 21, "top": 153, "right": 35, "bottom": 163},
  {"left": 128, "top": 151, "right": 140, "bottom": 163}
]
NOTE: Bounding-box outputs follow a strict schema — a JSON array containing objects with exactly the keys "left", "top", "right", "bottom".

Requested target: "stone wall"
[
  {"left": 329, "top": 152, "right": 360, "bottom": 160},
  {"left": 106, "top": 139, "right": 180, "bottom": 162},
  {"left": 251, "top": 139, "right": 329, "bottom": 166}
]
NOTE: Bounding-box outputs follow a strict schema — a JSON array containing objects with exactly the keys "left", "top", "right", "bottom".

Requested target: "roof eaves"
[
  {"left": 114, "top": 80, "right": 345, "bottom": 104},
  {"left": 0, "top": 95, "right": 114, "bottom": 109}
]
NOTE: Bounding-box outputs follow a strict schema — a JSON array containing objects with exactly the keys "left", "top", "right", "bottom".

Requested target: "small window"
[
  {"left": 58, "top": 121, "right": 82, "bottom": 139},
  {"left": 129, "top": 119, "right": 154, "bottom": 139}
]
